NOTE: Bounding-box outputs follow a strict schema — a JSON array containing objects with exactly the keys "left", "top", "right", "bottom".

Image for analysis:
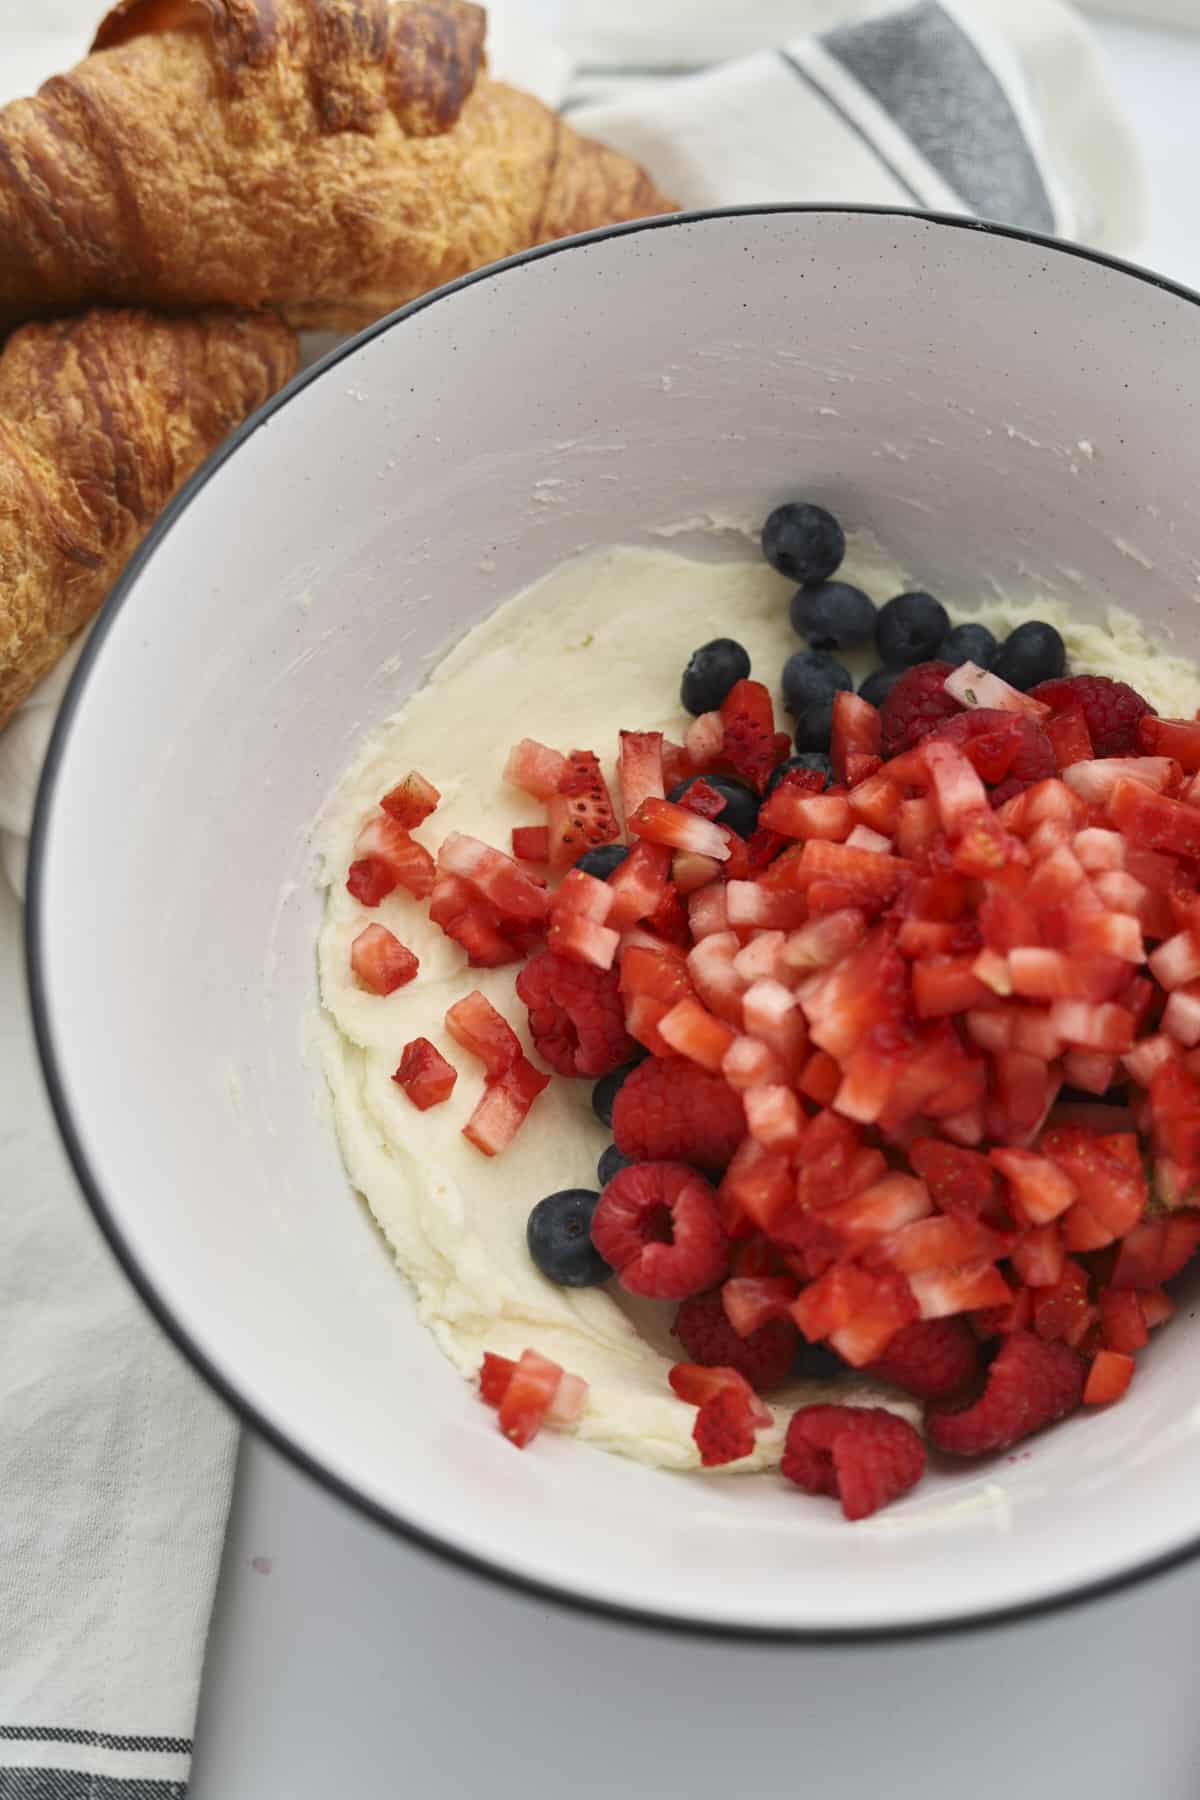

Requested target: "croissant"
[
  {"left": 0, "top": 0, "right": 675, "bottom": 336},
  {"left": 0, "top": 307, "right": 297, "bottom": 728}
]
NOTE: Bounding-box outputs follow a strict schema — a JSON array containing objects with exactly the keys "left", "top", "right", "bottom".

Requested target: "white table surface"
[{"left": 4, "top": 15, "right": 1200, "bottom": 1799}]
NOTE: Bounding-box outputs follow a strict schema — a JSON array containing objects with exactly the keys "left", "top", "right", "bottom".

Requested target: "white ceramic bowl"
[{"left": 28, "top": 209, "right": 1200, "bottom": 1638}]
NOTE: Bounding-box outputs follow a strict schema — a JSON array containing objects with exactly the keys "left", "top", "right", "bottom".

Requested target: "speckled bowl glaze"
[{"left": 28, "top": 209, "right": 1200, "bottom": 1637}]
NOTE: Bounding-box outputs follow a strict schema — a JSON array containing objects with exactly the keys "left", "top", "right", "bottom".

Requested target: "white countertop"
[{"left": 4, "top": 15, "right": 1200, "bottom": 1798}]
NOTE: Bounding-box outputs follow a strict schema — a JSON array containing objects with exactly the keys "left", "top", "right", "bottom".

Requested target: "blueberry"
[
  {"left": 793, "top": 1340, "right": 847, "bottom": 1379},
  {"left": 577, "top": 843, "right": 629, "bottom": 881},
  {"left": 858, "top": 666, "right": 905, "bottom": 708},
  {"left": 766, "top": 753, "right": 833, "bottom": 795},
  {"left": 875, "top": 591, "right": 950, "bottom": 667},
  {"left": 789, "top": 581, "right": 876, "bottom": 652},
  {"left": 669, "top": 774, "right": 759, "bottom": 839},
  {"left": 990, "top": 620, "right": 1066, "bottom": 692},
  {"left": 597, "top": 1143, "right": 632, "bottom": 1186},
  {"left": 939, "top": 621, "right": 998, "bottom": 669},
  {"left": 781, "top": 650, "right": 852, "bottom": 753},
  {"left": 681, "top": 638, "right": 751, "bottom": 716},
  {"left": 762, "top": 502, "right": 845, "bottom": 588},
  {"left": 592, "top": 1060, "right": 641, "bottom": 1128},
  {"left": 527, "top": 1190, "right": 612, "bottom": 1288}
]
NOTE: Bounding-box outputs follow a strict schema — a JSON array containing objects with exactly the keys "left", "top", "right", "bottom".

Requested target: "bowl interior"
[{"left": 31, "top": 209, "right": 1200, "bottom": 1635}]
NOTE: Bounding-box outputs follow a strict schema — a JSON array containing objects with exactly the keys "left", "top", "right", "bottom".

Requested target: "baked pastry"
[
  {"left": 0, "top": 0, "right": 675, "bottom": 335},
  {"left": 0, "top": 307, "right": 298, "bottom": 728}
]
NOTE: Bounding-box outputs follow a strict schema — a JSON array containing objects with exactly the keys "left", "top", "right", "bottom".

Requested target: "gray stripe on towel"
[
  {"left": 822, "top": 0, "right": 1056, "bottom": 232},
  {"left": 0, "top": 1775, "right": 185, "bottom": 1800}
]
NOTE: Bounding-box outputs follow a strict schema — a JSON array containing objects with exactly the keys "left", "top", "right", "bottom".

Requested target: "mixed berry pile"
[{"left": 339, "top": 501, "right": 1200, "bottom": 1521}]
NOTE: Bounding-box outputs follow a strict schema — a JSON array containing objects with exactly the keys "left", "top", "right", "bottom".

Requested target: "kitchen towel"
[{"left": 0, "top": 3, "right": 1146, "bottom": 1795}]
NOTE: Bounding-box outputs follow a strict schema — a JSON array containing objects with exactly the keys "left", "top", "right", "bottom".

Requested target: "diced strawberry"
[
  {"left": 686, "top": 932, "right": 746, "bottom": 1026},
  {"left": 1083, "top": 1350, "right": 1135, "bottom": 1406},
  {"left": 920, "top": 738, "right": 990, "bottom": 838},
  {"left": 1149, "top": 929, "right": 1200, "bottom": 991},
  {"left": 479, "top": 1351, "right": 517, "bottom": 1408},
  {"left": 944, "top": 662, "right": 1051, "bottom": 718},
  {"left": 719, "top": 1138, "right": 794, "bottom": 1234},
  {"left": 427, "top": 880, "right": 526, "bottom": 968},
  {"left": 684, "top": 711, "right": 725, "bottom": 769},
  {"left": 547, "top": 913, "right": 620, "bottom": 970},
  {"left": 720, "top": 679, "right": 779, "bottom": 792},
  {"left": 725, "top": 883, "right": 809, "bottom": 930},
  {"left": 462, "top": 1053, "right": 552, "bottom": 1156},
  {"left": 722, "top": 1036, "right": 789, "bottom": 1092},
  {"left": 1011, "top": 1222, "right": 1066, "bottom": 1288},
  {"left": 658, "top": 996, "right": 738, "bottom": 1072},
  {"left": 668, "top": 1362, "right": 772, "bottom": 1426},
  {"left": 797, "top": 1048, "right": 841, "bottom": 1105},
  {"left": 895, "top": 796, "right": 940, "bottom": 859},
  {"left": 733, "top": 931, "right": 791, "bottom": 987},
  {"left": 783, "top": 911, "right": 869, "bottom": 974},
  {"left": 661, "top": 739, "right": 692, "bottom": 789},
  {"left": 798, "top": 926, "right": 908, "bottom": 1063},
  {"left": 444, "top": 991, "right": 522, "bottom": 1077},
  {"left": 1110, "top": 779, "right": 1200, "bottom": 859},
  {"left": 356, "top": 815, "right": 437, "bottom": 899},
  {"left": 642, "top": 882, "right": 691, "bottom": 950},
  {"left": 927, "top": 1331, "right": 1084, "bottom": 1454},
  {"left": 1064, "top": 756, "right": 1179, "bottom": 805},
  {"left": 393, "top": 1037, "right": 458, "bottom": 1110},
  {"left": 1048, "top": 1001, "right": 1134, "bottom": 1054},
  {"left": 629, "top": 796, "right": 731, "bottom": 861},
  {"left": 848, "top": 769, "right": 905, "bottom": 835},
  {"left": 792, "top": 1264, "right": 918, "bottom": 1367},
  {"left": 687, "top": 882, "right": 730, "bottom": 941},
  {"left": 616, "top": 729, "right": 667, "bottom": 822},
  {"left": 1140, "top": 1286, "right": 1175, "bottom": 1327},
  {"left": 346, "top": 857, "right": 396, "bottom": 906},
  {"left": 907, "top": 1139, "right": 997, "bottom": 1218},
  {"left": 760, "top": 788, "right": 854, "bottom": 841},
  {"left": 439, "top": 832, "right": 549, "bottom": 921},
  {"left": 1138, "top": 715, "right": 1200, "bottom": 771},
  {"left": 831, "top": 691, "right": 883, "bottom": 784},
  {"left": 876, "top": 1213, "right": 1008, "bottom": 1277},
  {"left": 673, "top": 851, "right": 722, "bottom": 895},
  {"left": 1045, "top": 708, "right": 1093, "bottom": 770},
  {"left": 782, "top": 1405, "right": 926, "bottom": 1520},
  {"left": 504, "top": 739, "right": 569, "bottom": 800},
  {"left": 1122, "top": 1034, "right": 1179, "bottom": 1087},
  {"left": 1007, "top": 947, "right": 1123, "bottom": 1003},
  {"left": 1111, "top": 1212, "right": 1200, "bottom": 1287},
  {"left": 674, "top": 777, "right": 726, "bottom": 822},
  {"left": 845, "top": 824, "right": 893, "bottom": 854},
  {"left": 1163, "top": 983, "right": 1200, "bottom": 1047},
  {"left": 497, "top": 1349, "right": 563, "bottom": 1447},
  {"left": 911, "top": 956, "right": 989, "bottom": 1019},
  {"left": 380, "top": 770, "right": 441, "bottom": 829},
  {"left": 742, "top": 1083, "right": 806, "bottom": 1152},
  {"left": 350, "top": 923, "right": 419, "bottom": 995},
  {"left": 1098, "top": 1287, "right": 1149, "bottom": 1353},
  {"left": 550, "top": 867, "right": 615, "bottom": 924},
  {"left": 973, "top": 1286, "right": 1035, "bottom": 1339},
  {"left": 1062, "top": 1049, "right": 1119, "bottom": 1095},
  {"left": 545, "top": 750, "right": 620, "bottom": 871},
  {"left": 808, "top": 1174, "right": 934, "bottom": 1253},
  {"left": 742, "top": 979, "right": 809, "bottom": 1073},
  {"left": 606, "top": 841, "right": 672, "bottom": 931},
  {"left": 721, "top": 1275, "right": 798, "bottom": 1338},
  {"left": 965, "top": 1007, "right": 1012, "bottom": 1053},
  {"left": 907, "top": 1260, "right": 1012, "bottom": 1320},
  {"left": 1068, "top": 911, "right": 1145, "bottom": 963},
  {"left": 1041, "top": 1125, "right": 1148, "bottom": 1247},
  {"left": 511, "top": 825, "right": 550, "bottom": 863}
]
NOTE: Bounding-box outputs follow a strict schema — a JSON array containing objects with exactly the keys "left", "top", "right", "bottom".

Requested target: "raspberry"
[
  {"left": 673, "top": 1288, "right": 797, "bottom": 1391},
  {"left": 515, "top": 950, "right": 636, "bottom": 1078},
  {"left": 693, "top": 1386, "right": 759, "bottom": 1466},
  {"left": 879, "top": 661, "right": 958, "bottom": 757},
  {"left": 590, "top": 1162, "right": 729, "bottom": 1299},
  {"left": 612, "top": 1057, "right": 746, "bottom": 1173},
  {"left": 867, "top": 1317, "right": 979, "bottom": 1401},
  {"left": 782, "top": 1405, "right": 926, "bottom": 1520},
  {"left": 928, "top": 710, "right": 1056, "bottom": 805},
  {"left": 926, "top": 1331, "right": 1084, "bottom": 1456},
  {"left": 1030, "top": 675, "right": 1155, "bottom": 758}
]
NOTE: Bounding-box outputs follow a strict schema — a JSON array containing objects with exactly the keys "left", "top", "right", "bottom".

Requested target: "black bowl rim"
[{"left": 25, "top": 203, "right": 1200, "bottom": 1645}]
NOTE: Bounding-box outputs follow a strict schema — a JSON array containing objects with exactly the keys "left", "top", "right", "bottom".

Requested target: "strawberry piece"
[
  {"left": 643, "top": 882, "right": 691, "bottom": 949},
  {"left": 944, "top": 662, "right": 1051, "bottom": 719},
  {"left": 380, "top": 770, "right": 441, "bottom": 828},
  {"left": 799, "top": 1174, "right": 933, "bottom": 1261},
  {"left": 393, "top": 1037, "right": 458, "bottom": 1110},
  {"left": 721, "top": 1275, "right": 798, "bottom": 1337},
  {"left": 674, "top": 1289, "right": 798, "bottom": 1389},
  {"left": 428, "top": 875, "right": 530, "bottom": 968},
  {"left": 1049, "top": 1001, "right": 1135, "bottom": 1054},
  {"left": 724, "top": 884, "right": 809, "bottom": 930},
  {"left": 444, "top": 990, "right": 522, "bottom": 1076},
  {"left": 686, "top": 933, "right": 746, "bottom": 1027},
  {"left": 497, "top": 1349, "right": 563, "bottom": 1447},
  {"left": 1138, "top": 715, "right": 1200, "bottom": 771},
  {"left": 792, "top": 1265, "right": 918, "bottom": 1367},
  {"left": 618, "top": 729, "right": 666, "bottom": 819},
  {"left": 1045, "top": 708, "right": 1093, "bottom": 770},
  {"left": 848, "top": 769, "right": 905, "bottom": 835},
  {"left": 989, "top": 1147, "right": 1076, "bottom": 1224},
  {"left": 760, "top": 788, "right": 854, "bottom": 841},
  {"left": 1123, "top": 1035, "right": 1180, "bottom": 1088},
  {"left": 1110, "top": 779, "right": 1200, "bottom": 859},
  {"left": 1031, "top": 675, "right": 1154, "bottom": 758},
  {"left": 684, "top": 711, "right": 725, "bottom": 769},
  {"left": 790, "top": 839, "right": 911, "bottom": 907},
  {"left": 1098, "top": 1287, "right": 1149, "bottom": 1352},
  {"left": 1041, "top": 1125, "right": 1148, "bottom": 1247},
  {"left": 504, "top": 739, "right": 569, "bottom": 800},
  {"left": 742, "top": 979, "right": 808, "bottom": 1074},
  {"left": 545, "top": 750, "right": 620, "bottom": 871},
  {"left": 831, "top": 690, "right": 883, "bottom": 784},
  {"left": 1148, "top": 1060, "right": 1200, "bottom": 1169},
  {"left": 672, "top": 851, "right": 722, "bottom": 895},
  {"left": 662, "top": 739, "right": 692, "bottom": 789},
  {"left": 798, "top": 1050, "right": 842, "bottom": 1105},
  {"left": 783, "top": 910, "right": 869, "bottom": 973},
  {"left": 719, "top": 678, "right": 779, "bottom": 792},
  {"left": 1140, "top": 1286, "right": 1175, "bottom": 1327},
  {"left": 798, "top": 925, "right": 908, "bottom": 1061},
  {"left": 868, "top": 1315, "right": 979, "bottom": 1400},
  {"left": 722, "top": 1035, "right": 789, "bottom": 1092},
  {"left": 719, "top": 1138, "right": 793, "bottom": 1234},
  {"left": 877, "top": 1213, "right": 1008, "bottom": 1277},
  {"left": 346, "top": 857, "right": 396, "bottom": 906},
  {"left": 1111, "top": 1212, "right": 1200, "bottom": 1287},
  {"left": 612, "top": 1056, "right": 746, "bottom": 1173},
  {"left": 907, "top": 1260, "right": 1012, "bottom": 1320},
  {"left": 658, "top": 996, "right": 738, "bottom": 1072},
  {"left": 607, "top": 841, "right": 672, "bottom": 930},
  {"left": 782, "top": 1405, "right": 926, "bottom": 1520},
  {"left": 350, "top": 923, "right": 419, "bottom": 995},
  {"left": 630, "top": 796, "right": 731, "bottom": 861},
  {"left": 668, "top": 1362, "right": 771, "bottom": 1420},
  {"left": 742, "top": 1084, "right": 805, "bottom": 1152},
  {"left": 1083, "top": 1349, "right": 1136, "bottom": 1406},
  {"left": 1163, "top": 985, "right": 1200, "bottom": 1048},
  {"left": 1064, "top": 756, "right": 1178, "bottom": 805},
  {"left": 1011, "top": 1222, "right": 1066, "bottom": 1288},
  {"left": 547, "top": 913, "right": 620, "bottom": 971},
  {"left": 908, "top": 1139, "right": 998, "bottom": 1219},
  {"left": 1149, "top": 930, "right": 1200, "bottom": 991},
  {"left": 879, "top": 661, "right": 959, "bottom": 757},
  {"left": 355, "top": 815, "right": 437, "bottom": 898},
  {"left": 1028, "top": 1258, "right": 1091, "bottom": 1342},
  {"left": 462, "top": 1054, "right": 550, "bottom": 1157},
  {"left": 930, "top": 710, "right": 1056, "bottom": 804},
  {"left": 479, "top": 1351, "right": 517, "bottom": 1408},
  {"left": 732, "top": 931, "right": 791, "bottom": 987},
  {"left": 439, "top": 832, "right": 549, "bottom": 922},
  {"left": 512, "top": 825, "right": 550, "bottom": 863},
  {"left": 927, "top": 1331, "right": 1084, "bottom": 1455},
  {"left": 911, "top": 955, "right": 989, "bottom": 1018},
  {"left": 516, "top": 949, "right": 635, "bottom": 1077},
  {"left": 593, "top": 1162, "right": 729, "bottom": 1299},
  {"left": 550, "top": 866, "right": 615, "bottom": 924}
]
